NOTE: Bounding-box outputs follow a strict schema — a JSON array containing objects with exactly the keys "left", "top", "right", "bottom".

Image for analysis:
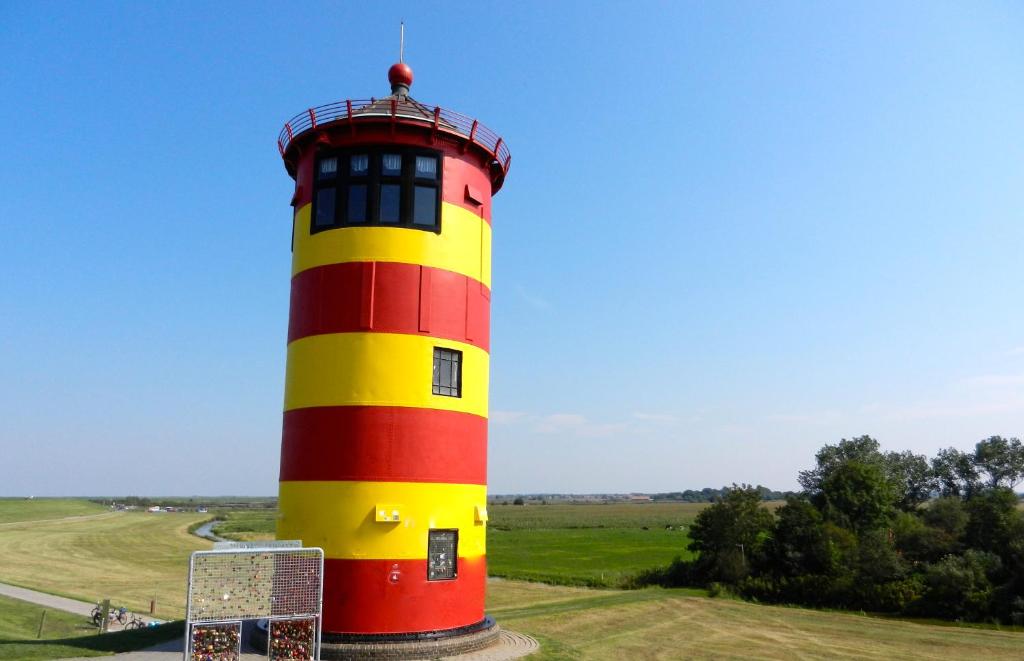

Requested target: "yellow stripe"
[
  {"left": 278, "top": 481, "right": 486, "bottom": 560},
  {"left": 284, "top": 333, "right": 488, "bottom": 417},
  {"left": 292, "top": 202, "right": 492, "bottom": 288}
]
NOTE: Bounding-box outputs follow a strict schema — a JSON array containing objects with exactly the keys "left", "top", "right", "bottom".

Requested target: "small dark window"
[
  {"left": 415, "top": 155, "right": 437, "bottom": 180},
  {"left": 381, "top": 153, "right": 402, "bottom": 176},
  {"left": 311, "top": 147, "right": 442, "bottom": 233},
  {"left": 350, "top": 154, "right": 369, "bottom": 175},
  {"left": 413, "top": 186, "right": 437, "bottom": 227},
  {"left": 427, "top": 530, "right": 458, "bottom": 581},
  {"left": 314, "top": 189, "right": 336, "bottom": 228},
  {"left": 318, "top": 157, "right": 338, "bottom": 181},
  {"left": 347, "top": 184, "right": 367, "bottom": 223},
  {"left": 432, "top": 347, "right": 462, "bottom": 397},
  {"left": 380, "top": 184, "right": 401, "bottom": 223}
]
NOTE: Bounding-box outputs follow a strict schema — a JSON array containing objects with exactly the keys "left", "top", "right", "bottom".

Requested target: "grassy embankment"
[
  {"left": 0, "top": 498, "right": 107, "bottom": 525},
  {"left": 0, "top": 594, "right": 181, "bottom": 660},
  {"left": 0, "top": 501, "right": 210, "bottom": 619}
]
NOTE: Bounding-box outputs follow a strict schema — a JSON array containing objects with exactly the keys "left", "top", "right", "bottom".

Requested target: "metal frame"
[
  {"left": 278, "top": 99, "right": 512, "bottom": 176},
  {"left": 185, "top": 546, "right": 324, "bottom": 661}
]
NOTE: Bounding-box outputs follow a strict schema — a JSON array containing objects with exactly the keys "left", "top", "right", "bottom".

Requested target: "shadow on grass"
[{"left": 0, "top": 620, "right": 183, "bottom": 657}]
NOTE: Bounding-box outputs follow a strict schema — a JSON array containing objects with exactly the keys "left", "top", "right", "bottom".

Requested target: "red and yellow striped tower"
[{"left": 275, "top": 62, "right": 510, "bottom": 656}]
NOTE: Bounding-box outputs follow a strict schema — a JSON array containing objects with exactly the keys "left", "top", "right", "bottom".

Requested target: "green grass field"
[
  {"left": 212, "top": 509, "right": 276, "bottom": 541},
  {"left": 0, "top": 499, "right": 106, "bottom": 525},
  {"left": 489, "top": 502, "right": 708, "bottom": 530},
  {"left": 489, "top": 527, "right": 693, "bottom": 586},
  {"left": 0, "top": 594, "right": 181, "bottom": 660},
  {"left": 210, "top": 502, "right": 707, "bottom": 586}
]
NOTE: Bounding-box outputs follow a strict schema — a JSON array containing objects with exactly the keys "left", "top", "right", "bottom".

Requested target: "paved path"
[
  {"left": 0, "top": 581, "right": 97, "bottom": 619},
  {"left": 0, "top": 581, "right": 161, "bottom": 629}
]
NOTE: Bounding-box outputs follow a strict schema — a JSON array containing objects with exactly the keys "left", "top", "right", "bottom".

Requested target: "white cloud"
[
  {"left": 491, "top": 410, "right": 528, "bottom": 425},
  {"left": 632, "top": 412, "right": 679, "bottom": 423},
  {"left": 528, "top": 413, "right": 628, "bottom": 438},
  {"left": 767, "top": 410, "right": 844, "bottom": 425}
]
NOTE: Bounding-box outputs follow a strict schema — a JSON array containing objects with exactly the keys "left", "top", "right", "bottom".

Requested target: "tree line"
[
  {"left": 652, "top": 486, "right": 794, "bottom": 503},
  {"left": 646, "top": 435, "right": 1024, "bottom": 624}
]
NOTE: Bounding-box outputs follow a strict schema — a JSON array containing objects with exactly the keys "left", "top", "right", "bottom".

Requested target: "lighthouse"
[{"left": 275, "top": 60, "right": 509, "bottom": 657}]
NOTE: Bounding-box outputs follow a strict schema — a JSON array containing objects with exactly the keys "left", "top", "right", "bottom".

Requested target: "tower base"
[{"left": 255, "top": 617, "right": 501, "bottom": 660}]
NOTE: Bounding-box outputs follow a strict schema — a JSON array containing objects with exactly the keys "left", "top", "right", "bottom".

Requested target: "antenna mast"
[{"left": 399, "top": 22, "right": 405, "bottom": 63}]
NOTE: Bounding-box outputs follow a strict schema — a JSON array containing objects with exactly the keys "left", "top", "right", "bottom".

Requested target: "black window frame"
[
  {"left": 432, "top": 347, "right": 462, "bottom": 398},
  {"left": 311, "top": 146, "right": 442, "bottom": 234},
  {"left": 427, "top": 529, "right": 459, "bottom": 581}
]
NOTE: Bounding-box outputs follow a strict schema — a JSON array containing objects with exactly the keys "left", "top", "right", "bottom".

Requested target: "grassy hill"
[{"left": 0, "top": 499, "right": 106, "bottom": 525}]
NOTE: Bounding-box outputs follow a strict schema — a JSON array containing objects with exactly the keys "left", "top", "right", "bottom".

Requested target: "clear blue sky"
[{"left": 2, "top": 2, "right": 1022, "bottom": 496}]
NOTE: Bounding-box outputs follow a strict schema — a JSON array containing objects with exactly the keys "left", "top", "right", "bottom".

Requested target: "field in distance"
[
  {"left": 210, "top": 501, "right": 709, "bottom": 587},
  {"left": 0, "top": 498, "right": 106, "bottom": 525}
]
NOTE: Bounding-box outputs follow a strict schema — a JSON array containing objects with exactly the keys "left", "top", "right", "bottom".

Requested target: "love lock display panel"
[{"left": 185, "top": 546, "right": 323, "bottom": 661}]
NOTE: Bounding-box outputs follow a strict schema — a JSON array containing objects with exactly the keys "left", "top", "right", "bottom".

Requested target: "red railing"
[{"left": 277, "top": 99, "right": 512, "bottom": 175}]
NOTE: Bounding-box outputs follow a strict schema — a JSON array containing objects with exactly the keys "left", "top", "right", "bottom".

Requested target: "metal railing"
[{"left": 277, "top": 99, "right": 511, "bottom": 175}]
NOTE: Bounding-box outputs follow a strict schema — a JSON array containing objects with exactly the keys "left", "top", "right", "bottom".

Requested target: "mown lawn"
[
  {"left": 0, "top": 499, "right": 106, "bottom": 525},
  {"left": 0, "top": 509, "right": 209, "bottom": 619},
  {"left": 489, "top": 581, "right": 1024, "bottom": 660},
  {"left": 0, "top": 593, "right": 181, "bottom": 660}
]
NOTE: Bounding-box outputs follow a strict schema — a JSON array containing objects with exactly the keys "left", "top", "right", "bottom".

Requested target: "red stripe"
[
  {"left": 322, "top": 556, "right": 486, "bottom": 634},
  {"left": 288, "top": 262, "right": 490, "bottom": 350},
  {"left": 280, "top": 406, "right": 487, "bottom": 484}
]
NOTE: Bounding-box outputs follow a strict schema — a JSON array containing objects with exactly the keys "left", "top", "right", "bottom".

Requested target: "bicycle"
[{"left": 124, "top": 613, "right": 146, "bottom": 630}]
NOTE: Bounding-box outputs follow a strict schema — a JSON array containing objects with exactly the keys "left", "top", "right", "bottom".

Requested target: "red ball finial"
[{"left": 388, "top": 63, "right": 413, "bottom": 88}]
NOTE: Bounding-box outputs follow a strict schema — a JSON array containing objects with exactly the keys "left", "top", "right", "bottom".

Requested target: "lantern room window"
[
  {"left": 427, "top": 530, "right": 458, "bottom": 581},
  {"left": 432, "top": 347, "right": 462, "bottom": 398},
  {"left": 311, "top": 147, "right": 441, "bottom": 233}
]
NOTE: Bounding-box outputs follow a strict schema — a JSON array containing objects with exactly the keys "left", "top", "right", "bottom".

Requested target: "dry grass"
[
  {"left": 0, "top": 511, "right": 209, "bottom": 619},
  {"left": 489, "top": 582, "right": 1024, "bottom": 660}
]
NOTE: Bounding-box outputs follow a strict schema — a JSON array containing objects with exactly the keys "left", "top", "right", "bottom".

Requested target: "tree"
[
  {"left": 798, "top": 436, "right": 885, "bottom": 494},
  {"left": 964, "top": 487, "right": 1023, "bottom": 560},
  {"left": 883, "top": 450, "right": 937, "bottom": 510},
  {"left": 973, "top": 436, "right": 1024, "bottom": 489},
  {"left": 817, "top": 461, "right": 896, "bottom": 532},
  {"left": 688, "top": 484, "right": 776, "bottom": 583},
  {"left": 769, "top": 497, "right": 836, "bottom": 577},
  {"left": 931, "top": 447, "right": 979, "bottom": 498},
  {"left": 512, "top": 497, "right": 525, "bottom": 506}
]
